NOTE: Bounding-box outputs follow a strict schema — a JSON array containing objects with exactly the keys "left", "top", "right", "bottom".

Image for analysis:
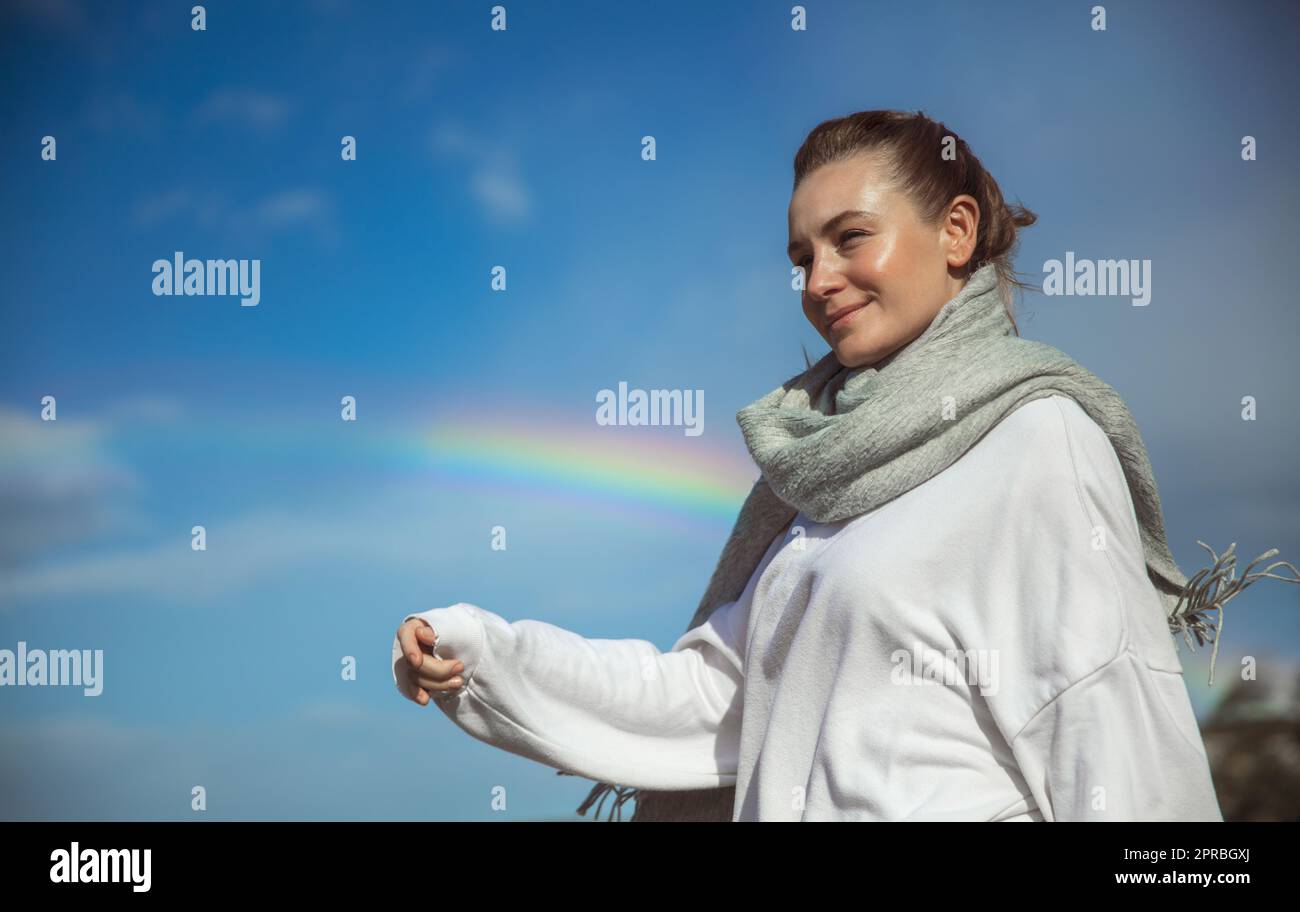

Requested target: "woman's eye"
[{"left": 797, "top": 231, "right": 868, "bottom": 269}]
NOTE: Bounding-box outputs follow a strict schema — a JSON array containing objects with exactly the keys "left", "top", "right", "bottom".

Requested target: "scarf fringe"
[
  {"left": 1165, "top": 541, "right": 1300, "bottom": 686},
  {"left": 558, "top": 774, "right": 637, "bottom": 821}
]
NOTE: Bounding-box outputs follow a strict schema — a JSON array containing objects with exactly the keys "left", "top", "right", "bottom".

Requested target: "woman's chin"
[{"left": 832, "top": 338, "right": 886, "bottom": 370}]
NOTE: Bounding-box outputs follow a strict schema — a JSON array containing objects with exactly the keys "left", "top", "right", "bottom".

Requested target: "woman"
[{"left": 392, "top": 110, "right": 1282, "bottom": 822}]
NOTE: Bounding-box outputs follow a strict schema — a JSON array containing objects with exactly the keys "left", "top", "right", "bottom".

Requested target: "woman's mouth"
[{"left": 827, "top": 301, "right": 869, "bottom": 333}]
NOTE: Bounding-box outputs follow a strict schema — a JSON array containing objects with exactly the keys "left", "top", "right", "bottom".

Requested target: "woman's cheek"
[{"left": 857, "top": 306, "right": 899, "bottom": 357}]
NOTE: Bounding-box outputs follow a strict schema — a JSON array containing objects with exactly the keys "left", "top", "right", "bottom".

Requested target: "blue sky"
[{"left": 1, "top": 0, "right": 1298, "bottom": 820}]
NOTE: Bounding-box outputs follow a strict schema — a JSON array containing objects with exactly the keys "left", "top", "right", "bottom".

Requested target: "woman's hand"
[{"left": 396, "top": 618, "right": 466, "bottom": 705}]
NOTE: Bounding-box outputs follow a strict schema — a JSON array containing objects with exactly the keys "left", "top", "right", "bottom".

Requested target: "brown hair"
[{"left": 792, "top": 109, "right": 1037, "bottom": 332}]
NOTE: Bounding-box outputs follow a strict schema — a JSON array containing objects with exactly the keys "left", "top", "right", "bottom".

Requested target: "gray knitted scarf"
[{"left": 568, "top": 262, "right": 1297, "bottom": 822}]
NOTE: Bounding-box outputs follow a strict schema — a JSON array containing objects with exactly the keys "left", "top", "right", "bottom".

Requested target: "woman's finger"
[
  {"left": 418, "top": 674, "right": 464, "bottom": 691},
  {"left": 415, "top": 654, "right": 463, "bottom": 680},
  {"left": 397, "top": 620, "right": 428, "bottom": 668}
]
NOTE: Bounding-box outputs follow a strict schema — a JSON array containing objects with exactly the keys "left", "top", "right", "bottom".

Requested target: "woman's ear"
[{"left": 942, "top": 195, "right": 980, "bottom": 270}]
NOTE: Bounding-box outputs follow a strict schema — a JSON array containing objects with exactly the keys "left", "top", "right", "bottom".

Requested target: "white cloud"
[
  {"left": 102, "top": 395, "right": 187, "bottom": 423},
  {"left": 0, "top": 480, "right": 443, "bottom": 605},
  {"left": 131, "top": 188, "right": 229, "bottom": 230},
  {"left": 430, "top": 120, "right": 535, "bottom": 225},
  {"left": 193, "top": 89, "right": 291, "bottom": 131},
  {"left": 131, "top": 186, "right": 336, "bottom": 242},
  {"left": 470, "top": 164, "right": 533, "bottom": 223},
  {"left": 132, "top": 188, "right": 197, "bottom": 227},
  {"left": 0, "top": 405, "right": 151, "bottom": 567},
  {"left": 431, "top": 121, "right": 474, "bottom": 156},
  {"left": 253, "top": 190, "right": 331, "bottom": 228},
  {"left": 403, "top": 43, "right": 456, "bottom": 104}
]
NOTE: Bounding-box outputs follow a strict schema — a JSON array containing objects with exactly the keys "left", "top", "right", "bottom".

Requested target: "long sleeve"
[
  {"left": 391, "top": 599, "right": 745, "bottom": 790},
  {"left": 980, "top": 396, "right": 1223, "bottom": 821},
  {"left": 1008, "top": 650, "right": 1222, "bottom": 820}
]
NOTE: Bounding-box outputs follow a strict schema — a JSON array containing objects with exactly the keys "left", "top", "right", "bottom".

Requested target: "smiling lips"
[{"left": 826, "top": 301, "right": 870, "bottom": 332}]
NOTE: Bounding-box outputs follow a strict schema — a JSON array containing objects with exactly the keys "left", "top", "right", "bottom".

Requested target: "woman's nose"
[{"left": 806, "top": 260, "right": 844, "bottom": 297}]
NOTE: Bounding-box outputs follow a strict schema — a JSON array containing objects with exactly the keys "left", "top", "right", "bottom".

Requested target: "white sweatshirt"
[{"left": 392, "top": 395, "right": 1223, "bottom": 821}]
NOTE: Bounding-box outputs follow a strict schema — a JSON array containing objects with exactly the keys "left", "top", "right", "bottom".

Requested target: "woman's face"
[{"left": 787, "top": 152, "right": 979, "bottom": 369}]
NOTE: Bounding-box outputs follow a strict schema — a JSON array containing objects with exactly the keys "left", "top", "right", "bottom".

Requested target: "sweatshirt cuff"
[{"left": 391, "top": 603, "right": 487, "bottom": 701}]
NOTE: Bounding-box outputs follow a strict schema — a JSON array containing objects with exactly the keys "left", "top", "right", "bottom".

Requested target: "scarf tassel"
[
  {"left": 1165, "top": 541, "right": 1300, "bottom": 687},
  {"left": 558, "top": 774, "right": 638, "bottom": 821}
]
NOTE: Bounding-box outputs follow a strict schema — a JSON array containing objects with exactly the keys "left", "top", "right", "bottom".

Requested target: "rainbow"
[
  {"left": 417, "top": 408, "right": 757, "bottom": 532},
  {"left": 102, "top": 404, "right": 759, "bottom": 535}
]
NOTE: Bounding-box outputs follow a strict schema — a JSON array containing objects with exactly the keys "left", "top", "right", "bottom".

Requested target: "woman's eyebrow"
[{"left": 787, "top": 209, "right": 880, "bottom": 258}]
